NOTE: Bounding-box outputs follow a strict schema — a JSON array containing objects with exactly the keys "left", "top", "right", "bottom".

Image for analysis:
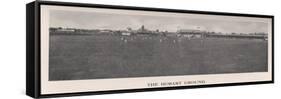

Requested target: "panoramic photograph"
[{"left": 48, "top": 9, "right": 268, "bottom": 81}]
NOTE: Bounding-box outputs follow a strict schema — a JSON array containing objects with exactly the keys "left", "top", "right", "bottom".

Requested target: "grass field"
[{"left": 49, "top": 34, "right": 268, "bottom": 81}]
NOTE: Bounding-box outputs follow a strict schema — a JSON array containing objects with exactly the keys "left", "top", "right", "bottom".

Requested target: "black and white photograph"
[
  {"left": 49, "top": 8, "right": 269, "bottom": 81},
  {"left": 25, "top": 1, "right": 274, "bottom": 97}
]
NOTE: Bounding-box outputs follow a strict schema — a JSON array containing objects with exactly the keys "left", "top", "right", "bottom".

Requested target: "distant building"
[
  {"left": 121, "top": 32, "right": 131, "bottom": 36},
  {"left": 177, "top": 29, "right": 205, "bottom": 38},
  {"left": 57, "top": 28, "right": 75, "bottom": 32},
  {"left": 136, "top": 25, "right": 154, "bottom": 36}
]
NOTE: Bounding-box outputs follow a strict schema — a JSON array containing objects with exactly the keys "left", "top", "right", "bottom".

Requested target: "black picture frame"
[{"left": 26, "top": 0, "right": 274, "bottom": 98}]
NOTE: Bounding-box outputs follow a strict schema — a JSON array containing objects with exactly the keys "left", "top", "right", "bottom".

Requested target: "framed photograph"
[{"left": 26, "top": 0, "right": 274, "bottom": 98}]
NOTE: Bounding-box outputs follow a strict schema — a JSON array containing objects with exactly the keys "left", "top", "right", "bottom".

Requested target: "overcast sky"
[{"left": 50, "top": 10, "right": 268, "bottom": 34}]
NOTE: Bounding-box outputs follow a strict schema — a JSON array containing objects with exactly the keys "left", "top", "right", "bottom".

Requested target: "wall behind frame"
[{"left": 0, "top": 0, "right": 280, "bottom": 99}]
